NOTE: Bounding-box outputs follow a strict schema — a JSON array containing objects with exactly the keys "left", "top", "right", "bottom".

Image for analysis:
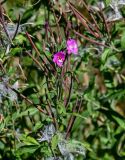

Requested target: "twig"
[
  {"left": 0, "top": 60, "right": 6, "bottom": 73},
  {"left": 82, "top": 0, "right": 102, "bottom": 37},
  {"left": 10, "top": 86, "right": 47, "bottom": 115},
  {"left": 68, "top": 1, "right": 100, "bottom": 38},
  {"left": 0, "top": 17, "right": 13, "bottom": 44},
  {"left": 0, "top": 4, "right": 13, "bottom": 43},
  {"left": 65, "top": 97, "right": 83, "bottom": 139},
  {"left": 52, "top": 8, "right": 62, "bottom": 43},
  {"left": 12, "top": 15, "right": 21, "bottom": 40},
  {"left": 99, "top": 9, "right": 110, "bottom": 38},
  {"left": 40, "top": 52, "right": 56, "bottom": 73},
  {"left": 73, "top": 30, "right": 108, "bottom": 47},
  {"left": 65, "top": 73, "right": 73, "bottom": 109},
  {"left": 25, "top": 32, "right": 41, "bottom": 57},
  {"left": 25, "top": 32, "right": 51, "bottom": 74},
  {"left": 45, "top": 92, "right": 58, "bottom": 130},
  {"left": 25, "top": 51, "right": 45, "bottom": 72}
]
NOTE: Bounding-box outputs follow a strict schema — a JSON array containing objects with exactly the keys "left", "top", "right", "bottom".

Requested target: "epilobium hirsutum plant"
[{"left": 1, "top": 0, "right": 125, "bottom": 159}]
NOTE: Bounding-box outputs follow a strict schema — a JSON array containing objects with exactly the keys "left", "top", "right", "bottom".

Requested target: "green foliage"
[{"left": 0, "top": 0, "right": 125, "bottom": 159}]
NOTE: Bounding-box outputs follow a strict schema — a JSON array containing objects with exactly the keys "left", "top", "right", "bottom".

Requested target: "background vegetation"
[{"left": 0, "top": 0, "right": 125, "bottom": 159}]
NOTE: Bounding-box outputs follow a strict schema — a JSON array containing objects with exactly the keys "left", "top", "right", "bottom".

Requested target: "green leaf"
[
  {"left": 101, "top": 49, "right": 111, "bottom": 64},
  {"left": 10, "top": 47, "right": 22, "bottom": 55},
  {"left": 33, "top": 122, "right": 43, "bottom": 132},
  {"left": 19, "top": 134, "right": 39, "bottom": 145},
  {"left": 15, "top": 34, "right": 27, "bottom": 44},
  {"left": 0, "top": 141, "right": 4, "bottom": 150},
  {"left": 0, "top": 121, "right": 5, "bottom": 132},
  {"left": 57, "top": 102, "right": 66, "bottom": 114},
  {"left": 12, "top": 108, "right": 38, "bottom": 121},
  {"left": 112, "top": 116, "right": 125, "bottom": 129},
  {"left": 66, "top": 112, "right": 87, "bottom": 120},
  {"left": 51, "top": 135, "right": 59, "bottom": 150},
  {"left": 105, "top": 0, "right": 111, "bottom": 6},
  {"left": 121, "top": 32, "right": 125, "bottom": 49},
  {"left": 16, "top": 145, "right": 39, "bottom": 155}
]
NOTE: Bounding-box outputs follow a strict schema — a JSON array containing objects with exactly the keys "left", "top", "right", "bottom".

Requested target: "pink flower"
[
  {"left": 66, "top": 39, "right": 78, "bottom": 55},
  {"left": 53, "top": 51, "right": 65, "bottom": 67}
]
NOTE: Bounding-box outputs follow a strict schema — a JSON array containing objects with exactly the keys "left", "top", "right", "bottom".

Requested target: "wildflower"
[
  {"left": 66, "top": 39, "right": 78, "bottom": 55},
  {"left": 53, "top": 51, "right": 65, "bottom": 67}
]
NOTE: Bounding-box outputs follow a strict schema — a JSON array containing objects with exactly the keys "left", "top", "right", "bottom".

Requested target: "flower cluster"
[{"left": 53, "top": 39, "right": 78, "bottom": 67}]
